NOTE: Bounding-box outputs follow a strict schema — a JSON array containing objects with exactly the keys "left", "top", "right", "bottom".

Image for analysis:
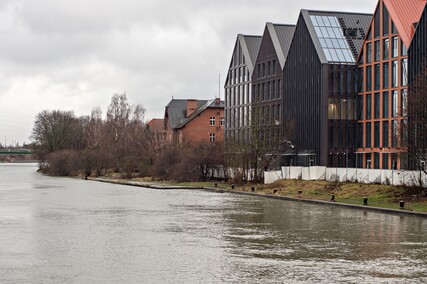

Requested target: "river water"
[{"left": 0, "top": 163, "right": 426, "bottom": 283}]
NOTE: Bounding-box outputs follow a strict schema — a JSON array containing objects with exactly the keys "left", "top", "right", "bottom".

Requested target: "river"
[{"left": 0, "top": 163, "right": 426, "bottom": 283}]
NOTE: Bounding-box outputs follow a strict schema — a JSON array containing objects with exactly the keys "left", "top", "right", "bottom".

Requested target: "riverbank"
[{"left": 91, "top": 177, "right": 427, "bottom": 216}]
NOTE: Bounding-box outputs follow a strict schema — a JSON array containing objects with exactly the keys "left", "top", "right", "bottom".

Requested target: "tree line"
[{"left": 32, "top": 93, "right": 225, "bottom": 181}]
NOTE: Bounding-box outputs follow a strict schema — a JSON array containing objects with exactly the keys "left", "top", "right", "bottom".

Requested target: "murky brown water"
[{"left": 1, "top": 163, "right": 426, "bottom": 283}]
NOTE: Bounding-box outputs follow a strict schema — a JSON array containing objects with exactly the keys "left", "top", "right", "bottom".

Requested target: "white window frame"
[
  {"left": 209, "top": 133, "right": 215, "bottom": 142},
  {"left": 210, "top": 117, "right": 216, "bottom": 126}
]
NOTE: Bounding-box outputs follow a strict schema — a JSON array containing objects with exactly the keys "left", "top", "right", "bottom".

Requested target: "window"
[
  {"left": 366, "top": 42, "right": 372, "bottom": 63},
  {"left": 392, "top": 21, "right": 397, "bottom": 34},
  {"left": 366, "top": 122, "right": 372, "bottom": 148},
  {"left": 383, "top": 121, "right": 389, "bottom": 147},
  {"left": 383, "top": 92, "right": 389, "bottom": 118},
  {"left": 220, "top": 117, "right": 225, "bottom": 126},
  {"left": 374, "top": 64, "right": 380, "bottom": 90},
  {"left": 382, "top": 153, "right": 389, "bottom": 169},
  {"left": 383, "top": 62, "right": 389, "bottom": 89},
  {"left": 366, "top": 66, "right": 372, "bottom": 91},
  {"left": 374, "top": 10, "right": 380, "bottom": 38},
  {"left": 374, "top": 93, "right": 380, "bottom": 118},
  {"left": 272, "top": 60, "right": 276, "bottom": 75},
  {"left": 366, "top": 94, "right": 371, "bottom": 119},
  {"left": 392, "top": 61, "right": 398, "bottom": 87},
  {"left": 383, "top": 5, "right": 389, "bottom": 36},
  {"left": 401, "top": 58, "right": 408, "bottom": 86},
  {"left": 374, "top": 41, "right": 380, "bottom": 61},
  {"left": 392, "top": 37, "right": 398, "bottom": 58},
  {"left": 374, "top": 122, "right": 380, "bottom": 148},
  {"left": 383, "top": 39, "right": 389, "bottom": 59},
  {"left": 401, "top": 40, "right": 407, "bottom": 56},
  {"left": 262, "top": 63, "right": 265, "bottom": 77},
  {"left": 268, "top": 61, "right": 271, "bottom": 76},
  {"left": 402, "top": 89, "right": 407, "bottom": 116},
  {"left": 210, "top": 117, "right": 216, "bottom": 126},
  {"left": 209, "top": 133, "right": 215, "bottom": 142},
  {"left": 392, "top": 90, "right": 398, "bottom": 117},
  {"left": 257, "top": 64, "right": 261, "bottom": 78},
  {"left": 392, "top": 120, "right": 398, "bottom": 147}
]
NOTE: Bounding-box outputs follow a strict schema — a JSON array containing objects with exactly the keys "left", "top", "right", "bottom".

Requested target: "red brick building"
[
  {"left": 164, "top": 98, "right": 225, "bottom": 144},
  {"left": 146, "top": 118, "right": 167, "bottom": 151}
]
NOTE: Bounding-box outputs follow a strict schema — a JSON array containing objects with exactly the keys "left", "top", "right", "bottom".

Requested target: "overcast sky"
[{"left": 0, "top": 0, "right": 376, "bottom": 145}]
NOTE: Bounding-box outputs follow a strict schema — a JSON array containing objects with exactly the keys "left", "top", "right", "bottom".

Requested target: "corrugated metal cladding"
[
  {"left": 307, "top": 10, "right": 372, "bottom": 61},
  {"left": 243, "top": 36, "right": 263, "bottom": 68},
  {"left": 274, "top": 25, "right": 296, "bottom": 61},
  {"left": 384, "top": 0, "right": 426, "bottom": 48},
  {"left": 283, "top": 13, "right": 323, "bottom": 166}
]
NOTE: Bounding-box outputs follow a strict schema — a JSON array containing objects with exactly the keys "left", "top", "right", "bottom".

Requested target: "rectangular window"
[
  {"left": 257, "top": 64, "right": 261, "bottom": 78},
  {"left": 209, "top": 133, "right": 215, "bottom": 142},
  {"left": 374, "top": 93, "right": 380, "bottom": 118},
  {"left": 392, "top": 61, "right": 398, "bottom": 87},
  {"left": 374, "top": 41, "right": 380, "bottom": 61},
  {"left": 392, "top": 21, "right": 397, "bottom": 34},
  {"left": 382, "top": 153, "right": 389, "bottom": 169},
  {"left": 272, "top": 60, "right": 276, "bottom": 75},
  {"left": 374, "top": 64, "right": 380, "bottom": 90},
  {"left": 366, "top": 42, "right": 372, "bottom": 63},
  {"left": 262, "top": 63, "right": 265, "bottom": 77},
  {"left": 401, "top": 58, "right": 408, "bottom": 86},
  {"left": 366, "top": 66, "right": 372, "bottom": 91},
  {"left": 402, "top": 89, "right": 407, "bottom": 116},
  {"left": 374, "top": 10, "right": 380, "bottom": 38},
  {"left": 383, "top": 5, "right": 389, "bottom": 36},
  {"left": 267, "top": 61, "right": 271, "bottom": 76},
  {"left": 374, "top": 153, "right": 380, "bottom": 169},
  {"left": 210, "top": 117, "right": 216, "bottom": 126},
  {"left": 374, "top": 122, "right": 380, "bottom": 148},
  {"left": 383, "top": 121, "right": 389, "bottom": 147},
  {"left": 392, "top": 120, "right": 398, "bottom": 147},
  {"left": 267, "top": 82, "right": 270, "bottom": 100},
  {"left": 383, "top": 91, "right": 389, "bottom": 118},
  {"left": 383, "top": 62, "right": 389, "bottom": 89},
  {"left": 401, "top": 40, "right": 407, "bottom": 56},
  {"left": 392, "top": 90, "right": 398, "bottom": 117},
  {"left": 277, "top": 79, "right": 281, "bottom": 99},
  {"left": 366, "top": 94, "right": 371, "bottom": 119},
  {"left": 366, "top": 122, "right": 372, "bottom": 148},
  {"left": 383, "top": 39, "right": 389, "bottom": 59},
  {"left": 392, "top": 37, "right": 398, "bottom": 58},
  {"left": 272, "top": 81, "right": 275, "bottom": 99},
  {"left": 220, "top": 117, "right": 225, "bottom": 126}
]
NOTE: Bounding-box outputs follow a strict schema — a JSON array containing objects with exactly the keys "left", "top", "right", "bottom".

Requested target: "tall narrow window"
[
  {"left": 262, "top": 63, "right": 265, "bottom": 77},
  {"left": 374, "top": 93, "right": 380, "bottom": 118},
  {"left": 366, "top": 66, "right": 372, "bottom": 91},
  {"left": 272, "top": 60, "right": 276, "bottom": 75},
  {"left": 383, "top": 38, "right": 389, "bottom": 59},
  {"left": 383, "top": 5, "right": 389, "bottom": 36},
  {"left": 383, "top": 121, "right": 389, "bottom": 147},
  {"left": 392, "top": 21, "right": 397, "bottom": 34},
  {"left": 366, "top": 122, "right": 372, "bottom": 148},
  {"left": 392, "top": 61, "right": 398, "bottom": 87},
  {"left": 374, "top": 10, "right": 380, "bottom": 38},
  {"left": 383, "top": 62, "right": 389, "bottom": 89},
  {"left": 392, "top": 37, "right": 398, "bottom": 58},
  {"left": 374, "top": 41, "right": 380, "bottom": 61},
  {"left": 267, "top": 61, "right": 271, "bottom": 76},
  {"left": 366, "top": 42, "right": 372, "bottom": 63},
  {"left": 383, "top": 91, "right": 389, "bottom": 118},
  {"left": 392, "top": 90, "right": 398, "bottom": 117},
  {"left": 401, "top": 58, "right": 408, "bottom": 86},
  {"left": 374, "top": 122, "right": 380, "bottom": 148},
  {"left": 272, "top": 81, "right": 275, "bottom": 99},
  {"left": 392, "top": 120, "right": 398, "bottom": 147},
  {"left": 366, "top": 94, "right": 372, "bottom": 119},
  {"left": 402, "top": 89, "right": 407, "bottom": 116},
  {"left": 401, "top": 41, "right": 407, "bottom": 56},
  {"left": 220, "top": 117, "right": 225, "bottom": 126},
  {"left": 374, "top": 64, "right": 380, "bottom": 90}
]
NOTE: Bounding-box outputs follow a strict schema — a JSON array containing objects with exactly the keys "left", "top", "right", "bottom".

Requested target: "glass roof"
[{"left": 310, "top": 15, "right": 355, "bottom": 63}]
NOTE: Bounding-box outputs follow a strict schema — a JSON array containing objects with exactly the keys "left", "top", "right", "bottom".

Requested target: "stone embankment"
[{"left": 92, "top": 178, "right": 427, "bottom": 218}]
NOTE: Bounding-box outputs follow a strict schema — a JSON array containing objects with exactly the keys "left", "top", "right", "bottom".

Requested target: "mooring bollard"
[
  {"left": 251, "top": 187, "right": 255, "bottom": 192},
  {"left": 363, "top": 197, "right": 368, "bottom": 206},
  {"left": 214, "top": 183, "right": 218, "bottom": 188},
  {"left": 399, "top": 200, "right": 405, "bottom": 209},
  {"left": 330, "top": 194, "right": 335, "bottom": 202},
  {"left": 231, "top": 185, "right": 235, "bottom": 189},
  {"left": 273, "top": 189, "right": 278, "bottom": 194},
  {"left": 297, "top": 190, "right": 302, "bottom": 197}
]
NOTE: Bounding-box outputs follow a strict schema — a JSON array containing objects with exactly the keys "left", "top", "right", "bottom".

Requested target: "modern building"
[
  {"left": 224, "top": 34, "right": 262, "bottom": 143},
  {"left": 251, "top": 23, "right": 295, "bottom": 149},
  {"left": 356, "top": 0, "right": 426, "bottom": 169},
  {"left": 408, "top": 3, "right": 427, "bottom": 169},
  {"left": 164, "top": 98, "right": 225, "bottom": 145},
  {"left": 282, "top": 10, "right": 372, "bottom": 167}
]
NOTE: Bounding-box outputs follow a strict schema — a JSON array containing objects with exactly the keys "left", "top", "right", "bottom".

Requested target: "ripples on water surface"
[{"left": 0, "top": 164, "right": 426, "bottom": 283}]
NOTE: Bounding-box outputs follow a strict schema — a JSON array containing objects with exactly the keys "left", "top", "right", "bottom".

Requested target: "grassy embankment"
[{"left": 100, "top": 173, "right": 427, "bottom": 212}]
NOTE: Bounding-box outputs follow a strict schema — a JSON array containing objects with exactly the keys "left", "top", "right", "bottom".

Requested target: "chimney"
[
  {"left": 215, "top": 97, "right": 221, "bottom": 105},
  {"left": 186, "top": 99, "right": 197, "bottom": 117}
]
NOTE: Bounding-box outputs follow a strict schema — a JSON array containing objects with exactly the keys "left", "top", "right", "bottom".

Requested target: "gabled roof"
[
  {"left": 383, "top": 0, "right": 426, "bottom": 48},
  {"left": 165, "top": 99, "right": 224, "bottom": 129},
  {"left": 300, "top": 9, "right": 372, "bottom": 64},
  {"left": 224, "top": 34, "right": 262, "bottom": 86},
  {"left": 265, "top": 23, "right": 296, "bottom": 68}
]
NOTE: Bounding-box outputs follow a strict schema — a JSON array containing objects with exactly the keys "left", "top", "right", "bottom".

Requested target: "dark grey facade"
[
  {"left": 282, "top": 10, "right": 372, "bottom": 167},
  {"left": 224, "top": 35, "right": 262, "bottom": 143},
  {"left": 251, "top": 23, "right": 295, "bottom": 149},
  {"left": 409, "top": 5, "right": 427, "bottom": 85}
]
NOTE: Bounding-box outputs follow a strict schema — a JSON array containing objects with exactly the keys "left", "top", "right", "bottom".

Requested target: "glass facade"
[{"left": 310, "top": 15, "right": 355, "bottom": 63}]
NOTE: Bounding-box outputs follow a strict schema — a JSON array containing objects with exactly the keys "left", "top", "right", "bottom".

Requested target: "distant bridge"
[{"left": 0, "top": 149, "right": 32, "bottom": 155}]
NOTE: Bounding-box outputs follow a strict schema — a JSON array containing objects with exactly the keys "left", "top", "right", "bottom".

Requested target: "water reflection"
[{"left": 0, "top": 164, "right": 426, "bottom": 283}]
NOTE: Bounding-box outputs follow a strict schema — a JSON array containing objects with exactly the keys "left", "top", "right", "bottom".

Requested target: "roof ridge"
[{"left": 304, "top": 9, "right": 373, "bottom": 16}]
